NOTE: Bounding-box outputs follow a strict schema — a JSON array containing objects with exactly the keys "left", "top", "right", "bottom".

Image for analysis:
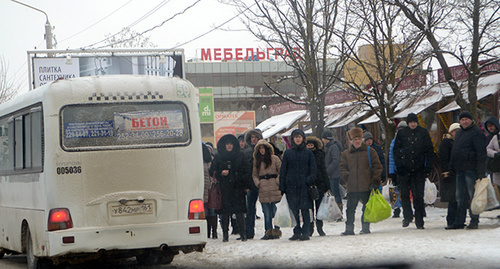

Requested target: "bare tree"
[
  {"left": 389, "top": 0, "right": 500, "bottom": 120},
  {"left": 0, "top": 57, "right": 19, "bottom": 104},
  {"left": 236, "top": 0, "right": 348, "bottom": 137},
  {"left": 340, "top": 0, "right": 429, "bottom": 143}
]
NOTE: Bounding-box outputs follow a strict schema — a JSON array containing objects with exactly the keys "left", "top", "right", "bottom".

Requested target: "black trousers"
[
  {"left": 345, "top": 191, "right": 370, "bottom": 231},
  {"left": 399, "top": 172, "right": 425, "bottom": 227}
]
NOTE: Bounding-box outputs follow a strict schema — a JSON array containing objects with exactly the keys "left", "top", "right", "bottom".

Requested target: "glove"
[
  {"left": 441, "top": 171, "right": 450, "bottom": 178},
  {"left": 369, "top": 184, "right": 379, "bottom": 191}
]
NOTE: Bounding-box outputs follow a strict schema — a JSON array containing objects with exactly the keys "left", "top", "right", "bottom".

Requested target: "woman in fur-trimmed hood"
[
  {"left": 253, "top": 139, "right": 282, "bottom": 239},
  {"left": 209, "top": 134, "right": 250, "bottom": 242},
  {"left": 305, "top": 136, "right": 331, "bottom": 236},
  {"left": 279, "top": 129, "right": 317, "bottom": 241}
]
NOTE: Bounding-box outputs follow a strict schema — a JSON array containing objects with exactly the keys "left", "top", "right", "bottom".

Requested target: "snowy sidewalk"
[{"left": 170, "top": 204, "right": 500, "bottom": 268}]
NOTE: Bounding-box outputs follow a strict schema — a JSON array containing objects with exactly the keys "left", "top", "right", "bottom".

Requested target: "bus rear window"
[{"left": 61, "top": 102, "right": 190, "bottom": 151}]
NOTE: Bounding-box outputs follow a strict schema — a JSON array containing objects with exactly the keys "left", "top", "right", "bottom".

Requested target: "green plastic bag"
[{"left": 364, "top": 189, "right": 392, "bottom": 223}]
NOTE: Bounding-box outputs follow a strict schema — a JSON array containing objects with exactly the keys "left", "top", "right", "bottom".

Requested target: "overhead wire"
[
  {"left": 58, "top": 0, "right": 135, "bottom": 45},
  {"left": 83, "top": 0, "right": 203, "bottom": 49}
]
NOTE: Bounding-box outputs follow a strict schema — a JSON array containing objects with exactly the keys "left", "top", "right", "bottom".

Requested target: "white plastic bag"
[
  {"left": 424, "top": 178, "right": 438, "bottom": 205},
  {"left": 471, "top": 178, "right": 489, "bottom": 215},
  {"left": 317, "top": 193, "right": 342, "bottom": 221},
  {"left": 316, "top": 194, "right": 330, "bottom": 221},
  {"left": 274, "top": 194, "right": 296, "bottom": 227},
  {"left": 382, "top": 181, "right": 392, "bottom": 203},
  {"left": 485, "top": 180, "right": 500, "bottom": 210}
]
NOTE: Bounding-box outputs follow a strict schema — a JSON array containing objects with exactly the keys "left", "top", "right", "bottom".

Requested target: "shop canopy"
[
  {"left": 436, "top": 74, "right": 500, "bottom": 114},
  {"left": 256, "top": 110, "right": 307, "bottom": 139}
]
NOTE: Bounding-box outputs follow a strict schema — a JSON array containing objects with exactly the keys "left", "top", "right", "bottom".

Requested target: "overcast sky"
[{"left": 0, "top": 0, "right": 261, "bottom": 92}]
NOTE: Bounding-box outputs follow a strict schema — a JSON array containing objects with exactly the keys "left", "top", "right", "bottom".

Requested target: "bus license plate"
[{"left": 110, "top": 203, "right": 154, "bottom": 216}]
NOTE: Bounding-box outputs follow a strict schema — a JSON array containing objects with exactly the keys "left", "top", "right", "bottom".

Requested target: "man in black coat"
[
  {"left": 447, "top": 111, "right": 487, "bottom": 230},
  {"left": 394, "top": 113, "right": 434, "bottom": 229}
]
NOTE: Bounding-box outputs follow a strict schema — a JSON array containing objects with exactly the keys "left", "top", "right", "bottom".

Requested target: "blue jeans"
[
  {"left": 245, "top": 189, "right": 259, "bottom": 238},
  {"left": 454, "top": 170, "right": 479, "bottom": 226},
  {"left": 261, "top": 201, "right": 279, "bottom": 231},
  {"left": 204, "top": 203, "right": 216, "bottom": 216},
  {"left": 330, "top": 177, "right": 343, "bottom": 204}
]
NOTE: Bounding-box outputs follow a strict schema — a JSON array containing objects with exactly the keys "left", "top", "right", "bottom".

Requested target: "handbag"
[
  {"left": 309, "top": 185, "right": 320, "bottom": 201},
  {"left": 364, "top": 189, "right": 392, "bottom": 223},
  {"left": 486, "top": 157, "right": 500, "bottom": 172},
  {"left": 207, "top": 182, "right": 222, "bottom": 210}
]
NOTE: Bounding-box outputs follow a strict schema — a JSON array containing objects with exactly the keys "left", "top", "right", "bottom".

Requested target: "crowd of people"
[{"left": 201, "top": 111, "right": 500, "bottom": 242}]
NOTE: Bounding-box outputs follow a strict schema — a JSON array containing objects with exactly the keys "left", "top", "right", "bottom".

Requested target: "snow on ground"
[{"left": 169, "top": 202, "right": 500, "bottom": 269}]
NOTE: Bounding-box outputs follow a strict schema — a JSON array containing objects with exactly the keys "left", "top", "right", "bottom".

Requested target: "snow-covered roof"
[
  {"left": 436, "top": 73, "right": 500, "bottom": 113},
  {"left": 327, "top": 107, "right": 369, "bottom": 128},
  {"left": 256, "top": 110, "right": 307, "bottom": 139}
]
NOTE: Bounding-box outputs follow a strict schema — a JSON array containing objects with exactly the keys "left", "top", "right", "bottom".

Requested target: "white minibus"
[{"left": 0, "top": 75, "right": 207, "bottom": 268}]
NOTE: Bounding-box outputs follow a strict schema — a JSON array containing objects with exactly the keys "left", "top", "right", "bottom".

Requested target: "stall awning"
[
  {"left": 327, "top": 107, "right": 369, "bottom": 128},
  {"left": 393, "top": 83, "right": 454, "bottom": 118},
  {"left": 436, "top": 75, "right": 500, "bottom": 114},
  {"left": 358, "top": 114, "right": 381, "bottom": 125},
  {"left": 256, "top": 110, "right": 307, "bottom": 139}
]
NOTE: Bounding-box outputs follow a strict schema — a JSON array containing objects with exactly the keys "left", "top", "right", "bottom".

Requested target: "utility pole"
[{"left": 11, "top": 0, "right": 53, "bottom": 50}]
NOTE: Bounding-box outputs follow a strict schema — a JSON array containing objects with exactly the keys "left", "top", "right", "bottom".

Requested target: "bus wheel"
[{"left": 26, "top": 227, "right": 52, "bottom": 269}]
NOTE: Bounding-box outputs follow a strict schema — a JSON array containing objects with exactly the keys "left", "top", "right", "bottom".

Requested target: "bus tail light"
[
  {"left": 48, "top": 208, "right": 73, "bottom": 231},
  {"left": 188, "top": 199, "right": 205, "bottom": 220}
]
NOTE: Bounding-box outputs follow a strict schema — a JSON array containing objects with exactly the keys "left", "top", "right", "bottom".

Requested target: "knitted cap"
[
  {"left": 448, "top": 123, "right": 460, "bottom": 133},
  {"left": 459, "top": 111, "right": 473, "bottom": 120},
  {"left": 397, "top": 121, "right": 407, "bottom": 129},
  {"left": 363, "top": 132, "right": 374, "bottom": 141},
  {"left": 407, "top": 113, "right": 418, "bottom": 123},
  {"left": 322, "top": 130, "right": 333, "bottom": 140}
]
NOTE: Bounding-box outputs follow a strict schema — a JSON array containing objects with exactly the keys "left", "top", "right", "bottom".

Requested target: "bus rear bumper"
[{"left": 46, "top": 220, "right": 207, "bottom": 261}]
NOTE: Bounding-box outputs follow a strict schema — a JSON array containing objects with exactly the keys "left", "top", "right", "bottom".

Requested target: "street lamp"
[{"left": 11, "top": 0, "right": 53, "bottom": 50}]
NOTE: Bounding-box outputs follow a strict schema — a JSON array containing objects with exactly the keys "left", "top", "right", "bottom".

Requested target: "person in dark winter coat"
[
  {"left": 322, "top": 130, "right": 344, "bottom": 216},
  {"left": 203, "top": 143, "right": 217, "bottom": 239},
  {"left": 485, "top": 117, "right": 500, "bottom": 145},
  {"left": 438, "top": 123, "right": 460, "bottom": 228},
  {"left": 447, "top": 111, "right": 487, "bottom": 230},
  {"left": 209, "top": 134, "right": 250, "bottom": 242},
  {"left": 243, "top": 129, "right": 263, "bottom": 239},
  {"left": 340, "top": 127, "right": 383, "bottom": 235},
  {"left": 394, "top": 113, "right": 434, "bottom": 229},
  {"left": 279, "top": 129, "right": 317, "bottom": 241},
  {"left": 364, "top": 132, "right": 386, "bottom": 183},
  {"left": 306, "top": 136, "right": 331, "bottom": 236},
  {"left": 252, "top": 139, "right": 282, "bottom": 240}
]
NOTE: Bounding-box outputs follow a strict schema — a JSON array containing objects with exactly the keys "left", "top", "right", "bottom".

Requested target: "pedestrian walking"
[
  {"left": 387, "top": 121, "right": 407, "bottom": 218},
  {"left": 252, "top": 139, "right": 282, "bottom": 240},
  {"left": 322, "top": 130, "right": 344, "bottom": 219},
  {"left": 202, "top": 143, "right": 217, "bottom": 239},
  {"left": 340, "top": 127, "right": 383, "bottom": 235},
  {"left": 447, "top": 111, "right": 487, "bottom": 230},
  {"left": 305, "top": 136, "right": 331, "bottom": 236},
  {"left": 209, "top": 134, "right": 250, "bottom": 242},
  {"left": 279, "top": 129, "right": 317, "bottom": 241},
  {"left": 438, "top": 123, "right": 460, "bottom": 228},
  {"left": 243, "top": 129, "right": 263, "bottom": 239},
  {"left": 394, "top": 113, "right": 434, "bottom": 229}
]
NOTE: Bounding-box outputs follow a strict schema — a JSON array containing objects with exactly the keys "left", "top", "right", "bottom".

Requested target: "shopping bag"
[
  {"left": 471, "top": 178, "right": 489, "bottom": 215},
  {"left": 424, "top": 178, "right": 438, "bottom": 205},
  {"left": 485, "top": 180, "right": 500, "bottom": 210},
  {"left": 207, "top": 183, "right": 222, "bottom": 210},
  {"left": 316, "top": 193, "right": 330, "bottom": 221},
  {"left": 389, "top": 187, "right": 402, "bottom": 209},
  {"left": 364, "top": 189, "right": 392, "bottom": 223},
  {"left": 382, "top": 183, "right": 391, "bottom": 203},
  {"left": 327, "top": 195, "right": 342, "bottom": 221},
  {"left": 274, "top": 194, "right": 296, "bottom": 227}
]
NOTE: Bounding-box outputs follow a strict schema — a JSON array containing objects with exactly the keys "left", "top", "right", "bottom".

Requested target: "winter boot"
[
  {"left": 393, "top": 208, "right": 401, "bottom": 218},
  {"left": 211, "top": 216, "right": 218, "bottom": 239},
  {"left": 222, "top": 231, "right": 229, "bottom": 242},
  {"left": 341, "top": 224, "right": 354, "bottom": 236},
  {"left": 261, "top": 229, "right": 272, "bottom": 240},
  {"left": 316, "top": 220, "right": 326, "bottom": 236},
  {"left": 467, "top": 218, "right": 479, "bottom": 229},
  {"left": 230, "top": 216, "right": 239, "bottom": 235},
  {"left": 360, "top": 223, "right": 370, "bottom": 234},
  {"left": 271, "top": 228, "right": 282, "bottom": 239},
  {"left": 236, "top": 213, "right": 247, "bottom": 241},
  {"left": 309, "top": 221, "right": 315, "bottom": 236}
]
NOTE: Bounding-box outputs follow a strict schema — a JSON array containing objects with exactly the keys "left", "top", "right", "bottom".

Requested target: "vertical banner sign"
[
  {"left": 214, "top": 111, "right": 255, "bottom": 146},
  {"left": 199, "top": 88, "right": 214, "bottom": 123}
]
